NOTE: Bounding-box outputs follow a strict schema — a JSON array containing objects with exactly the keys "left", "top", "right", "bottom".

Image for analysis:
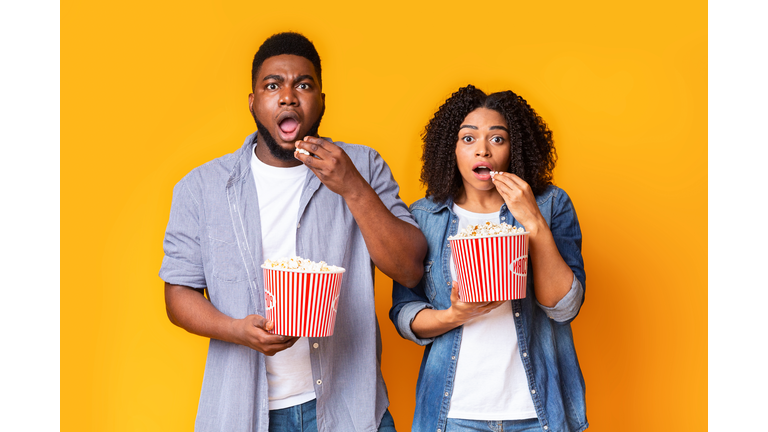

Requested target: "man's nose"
[{"left": 279, "top": 88, "right": 298, "bottom": 106}]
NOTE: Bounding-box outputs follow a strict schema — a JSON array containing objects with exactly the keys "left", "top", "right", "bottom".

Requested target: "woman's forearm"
[{"left": 527, "top": 218, "right": 574, "bottom": 307}]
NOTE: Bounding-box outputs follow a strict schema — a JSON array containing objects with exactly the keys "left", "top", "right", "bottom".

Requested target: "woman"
[{"left": 390, "top": 85, "right": 588, "bottom": 432}]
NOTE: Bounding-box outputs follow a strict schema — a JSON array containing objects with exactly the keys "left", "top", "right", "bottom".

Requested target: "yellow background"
[{"left": 62, "top": 1, "right": 706, "bottom": 430}]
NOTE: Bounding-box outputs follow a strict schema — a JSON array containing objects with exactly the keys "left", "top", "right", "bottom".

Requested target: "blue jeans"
[
  {"left": 269, "top": 399, "right": 397, "bottom": 431},
  {"left": 445, "top": 417, "right": 540, "bottom": 432}
]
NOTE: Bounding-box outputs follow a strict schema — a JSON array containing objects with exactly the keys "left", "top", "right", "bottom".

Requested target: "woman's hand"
[
  {"left": 491, "top": 172, "right": 545, "bottom": 233},
  {"left": 411, "top": 282, "right": 506, "bottom": 339},
  {"left": 444, "top": 282, "right": 506, "bottom": 326},
  {"left": 491, "top": 173, "right": 575, "bottom": 307}
]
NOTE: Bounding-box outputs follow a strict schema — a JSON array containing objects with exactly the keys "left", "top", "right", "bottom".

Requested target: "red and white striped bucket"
[
  {"left": 261, "top": 267, "right": 345, "bottom": 337},
  {"left": 448, "top": 232, "right": 529, "bottom": 302}
]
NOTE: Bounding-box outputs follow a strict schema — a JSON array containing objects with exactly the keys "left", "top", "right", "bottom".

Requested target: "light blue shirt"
[{"left": 160, "top": 132, "right": 417, "bottom": 432}]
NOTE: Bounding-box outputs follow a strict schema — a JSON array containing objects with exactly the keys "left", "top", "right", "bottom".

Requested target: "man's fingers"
[
  {"left": 296, "top": 136, "right": 333, "bottom": 156},
  {"left": 261, "top": 336, "right": 300, "bottom": 356},
  {"left": 251, "top": 315, "right": 268, "bottom": 329}
]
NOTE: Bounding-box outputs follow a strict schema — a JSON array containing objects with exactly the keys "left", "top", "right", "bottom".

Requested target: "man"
[{"left": 160, "top": 32, "right": 427, "bottom": 431}]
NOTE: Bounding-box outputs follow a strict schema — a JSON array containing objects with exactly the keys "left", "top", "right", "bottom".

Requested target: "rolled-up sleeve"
[
  {"left": 390, "top": 278, "right": 435, "bottom": 346},
  {"left": 159, "top": 177, "right": 207, "bottom": 289},
  {"left": 537, "top": 189, "right": 586, "bottom": 323},
  {"left": 535, "top": 274, "right": 584, "bottom": 322}
]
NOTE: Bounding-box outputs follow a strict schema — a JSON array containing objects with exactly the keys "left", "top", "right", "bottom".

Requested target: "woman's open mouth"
[{"left": 472, "top": 163, "right": 494, "bottom": 180}]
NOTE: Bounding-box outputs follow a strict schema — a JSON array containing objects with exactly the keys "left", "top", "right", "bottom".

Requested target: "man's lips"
[{"left": 276, "top": 111, "right": 301, "bottom": 141}]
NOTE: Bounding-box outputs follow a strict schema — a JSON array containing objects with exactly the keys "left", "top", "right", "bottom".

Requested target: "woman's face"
[{"left": 454, "top": 107, "right": 511, "bottom": 195}]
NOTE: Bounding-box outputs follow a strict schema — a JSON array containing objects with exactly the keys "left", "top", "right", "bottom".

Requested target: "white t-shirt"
[
  {"left": 251, "top": 148, "right": 316, "bottom": 410},
  {"left": 446, "top": 204, "right": 537, "bottom": 421}
]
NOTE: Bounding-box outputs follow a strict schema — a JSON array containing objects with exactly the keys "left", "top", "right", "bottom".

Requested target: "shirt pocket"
[
  {"left": 207, "top": 224, "right": 249, "bottom": 283},
  {"left": 423, "top": 260, "right": 437, "bottom": 302}
]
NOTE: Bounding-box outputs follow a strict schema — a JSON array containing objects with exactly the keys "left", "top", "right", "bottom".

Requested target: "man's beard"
[{"left": 251, "top": 107, "right": 325, "bottom": 161}]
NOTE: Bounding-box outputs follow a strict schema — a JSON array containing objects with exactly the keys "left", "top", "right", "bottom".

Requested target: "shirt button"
[
  {"left": 316, "top": 379, "right": 322, "bottom": 385},
  {"left": 543, "top": 427, "right": 548, "bottom": 431},
  {"left": 447, "top": 282, "right": 451, "bottom": 286},
  {"left": 501, "top": 217, "right": 506, "bottom": 221},
  {"left": 531, "top": 389, "right": 536, "bottom": 394},
  {"left": 444, "top": 392, "right": 449, "bottom": 396},
  {"left": 452, "top": 220, "right": 456, "bottom": 223},
  {"left": 523, "top": 352, "right": 528, "bottom": 357},
  {"left": 313, "top": 343, "right": 319, "bottom": 349},
  {"left": 515, "top": 312, "right": 520, "bottom": 317},
  {"left": 451, "top": 356, "right": 456, "bottom": 360}
]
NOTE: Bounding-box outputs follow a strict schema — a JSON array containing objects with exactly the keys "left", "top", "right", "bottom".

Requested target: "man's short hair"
[{"left": 251, "top": 32, "right": 322, "bottom": 90}]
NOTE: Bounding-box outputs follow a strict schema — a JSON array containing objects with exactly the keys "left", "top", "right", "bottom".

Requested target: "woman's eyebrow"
[
  {"left": 459, "top": 125, "right": 478, "bottom": 130},
  {"left": 490, "top": 125, "right": 510, "bottom": 132}
]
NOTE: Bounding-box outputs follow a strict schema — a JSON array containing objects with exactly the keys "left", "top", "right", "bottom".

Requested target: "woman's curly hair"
[{"left": 421, "top": 85, "right": 557, "bottom": 203}]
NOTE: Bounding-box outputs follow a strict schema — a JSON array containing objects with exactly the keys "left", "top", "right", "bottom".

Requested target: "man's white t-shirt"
[
  {"left": 251, "top": 149, "right": 316, "bottom": 410},
  {"left": 446, "top": 204, "right": 537, "bottom": 421}
]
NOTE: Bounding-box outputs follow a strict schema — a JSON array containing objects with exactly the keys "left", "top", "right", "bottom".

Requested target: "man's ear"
[
  {"left": 321, "top": 92, "right": 326, "bottom": 104},
  {"left": 248, "top": 93, "right": 254, "bottom": 111}
]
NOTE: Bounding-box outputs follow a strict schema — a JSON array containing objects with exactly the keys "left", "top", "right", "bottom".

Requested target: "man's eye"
[
  {"left": 266, "top": 83, "right": 278, "bottom": 90},
  {"left": 297, "top": 83, "right": 310, "bottom": 90}
]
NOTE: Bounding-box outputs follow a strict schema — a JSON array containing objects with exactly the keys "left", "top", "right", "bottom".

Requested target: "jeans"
[
  {"left": 445, "top": 418, "right": 540, "bottom": 432},
  {"left": 269, "top": 399, "right": 397, "bottom": 432}
]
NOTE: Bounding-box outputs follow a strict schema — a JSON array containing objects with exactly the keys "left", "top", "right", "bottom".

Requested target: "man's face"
[{"left": 249, "top": 54, "right": 325, "bottom": 161}]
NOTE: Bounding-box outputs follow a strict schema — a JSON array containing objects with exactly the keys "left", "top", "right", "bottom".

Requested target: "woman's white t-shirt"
[{"left": 446, "top": 204, "right": 537, "bottom": 420}]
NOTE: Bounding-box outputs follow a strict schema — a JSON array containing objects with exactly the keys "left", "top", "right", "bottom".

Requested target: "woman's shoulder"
[
  {"left": 408, "top": 196, "right": 449, "bottom": 213},
  {"left": 536, "top": 184, "right": 573, "bottom": 207}
]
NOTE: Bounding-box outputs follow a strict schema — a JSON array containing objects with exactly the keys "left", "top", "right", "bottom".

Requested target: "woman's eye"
[
  {"left": 462, "top": 136, "right": 474, "bottom": 143},
  {"left": 491, "top": 136, "right": 504, "bottom": 144}
]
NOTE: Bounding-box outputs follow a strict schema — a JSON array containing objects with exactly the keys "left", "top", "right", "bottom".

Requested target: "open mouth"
[
  {"left": 277, "top": 112, "right": 301, "bottom": 141},
  {"left": 472, "top": 163, "right": 494, "bottom": 180}
]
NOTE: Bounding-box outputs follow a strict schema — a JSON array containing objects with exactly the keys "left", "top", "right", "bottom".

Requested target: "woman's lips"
[{"left": 472, "top": 163, "right": 493, "bottom": 181}]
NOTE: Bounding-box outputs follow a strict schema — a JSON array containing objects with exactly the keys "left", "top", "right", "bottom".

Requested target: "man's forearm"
[
  {"left": 164, "top": 283, "right": 237, "bottom": 343},
  {"left": 343, "top": 183, "right": 427, "bottom": 288}
]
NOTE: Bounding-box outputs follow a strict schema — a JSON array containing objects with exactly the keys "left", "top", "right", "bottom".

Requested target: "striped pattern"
[
  {"left": 263, "top": 268, "right": 344, "bottom": 337},
  {"left": 449, "top": 233, "right": 529, "bottom": 302}
]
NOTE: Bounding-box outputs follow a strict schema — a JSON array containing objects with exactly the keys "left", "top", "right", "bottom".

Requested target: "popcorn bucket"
[
  {"left": 448, "top": 232, "right": 529, "bottom": 302},
  {"left": 261, "top": 266, "right": 345, "bottom": 337}
]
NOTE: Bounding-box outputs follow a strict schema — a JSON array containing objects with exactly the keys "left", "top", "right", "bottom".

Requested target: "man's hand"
[
  {"left": 292, "top": 136, "right": 427, "bottom": 288},
  {"left": 294, "top": 136, "right": 366, "bottom": 198},
  {"left": 165, "top": 283, "right": 298, "bottom": 355},
  {"left": 230, "top": 315, "right": 299, "bottom": 356}
]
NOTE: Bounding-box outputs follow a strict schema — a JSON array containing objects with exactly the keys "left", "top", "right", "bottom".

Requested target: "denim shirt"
[
  {"left": 390, "top": 185, "right": 588, "bottom": 432},
  {"left": 160, "top": 132, "right": 417, "bottom": 432}
]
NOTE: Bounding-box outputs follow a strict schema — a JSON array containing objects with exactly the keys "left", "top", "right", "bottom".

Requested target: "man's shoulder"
[
  {"left": 332, "top": 140, "right": 378, "bottom": 161},
  {"left": 178, "top": 144, "right": 250, "bottom": 188}
]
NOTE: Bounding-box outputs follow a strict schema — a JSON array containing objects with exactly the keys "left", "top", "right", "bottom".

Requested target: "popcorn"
[
  {"left": 262, "top": 256, "right": 343, "bottom": 272},
  {"left": 295, "top": 148, "right": 311, "bottom": 156},
  {"left": 449, "top": 221, "right": 525, "bottom": 239}
]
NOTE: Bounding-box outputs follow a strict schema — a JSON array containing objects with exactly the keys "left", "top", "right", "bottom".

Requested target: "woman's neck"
[{"left": 453, "top": 187, "right": 505, "bottom": 213}]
